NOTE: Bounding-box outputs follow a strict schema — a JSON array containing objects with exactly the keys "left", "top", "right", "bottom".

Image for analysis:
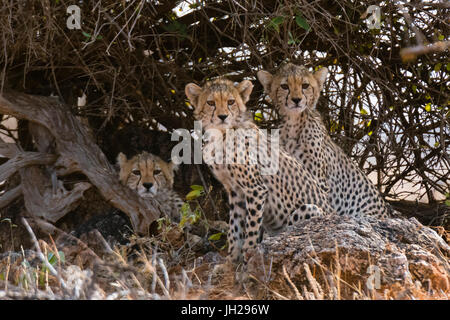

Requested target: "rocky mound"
[{"left": 247, "top": 215, "right": 449, "bottom": 299}]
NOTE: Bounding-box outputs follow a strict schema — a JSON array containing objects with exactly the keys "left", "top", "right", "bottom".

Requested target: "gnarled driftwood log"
[{"left": 0, "top": 91, "right": 162, "bottom": 233}]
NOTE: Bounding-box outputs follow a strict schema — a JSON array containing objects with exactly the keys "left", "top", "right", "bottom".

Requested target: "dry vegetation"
[{"left": 0, "top": 0, "right": 449, "bottom": 300}]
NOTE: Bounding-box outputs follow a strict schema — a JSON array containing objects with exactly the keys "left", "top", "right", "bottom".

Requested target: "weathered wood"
[
  {"left": 54, "top": 155, "right": 82, "bottom": 176},
  {"left": 28, "top": 122, "right": 56, "bottom": 154},
  {"left": 0, "top": 91, "right": 161, "bottom": 233},
  {"left": 19, "top": 166, "right": 92, "bottom": 222},
  {"left": 0, "top": 151, "right": 57, "bottom": 181},
  {"left": 0, "top": 142, "right": 20, "bottom": 158},
  {"left": 0, "top": 185, "right": 22, "bottom": 209}
]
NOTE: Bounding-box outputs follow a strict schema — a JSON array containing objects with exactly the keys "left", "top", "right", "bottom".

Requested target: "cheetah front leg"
[
  {"left": 289, "top": 204, "right": 325, "bottom": 225},
  {"left": 227, "top": 188, "right": 247, "bottom": 264},
  {"left": 241, "top": 185, "right": 268, "bottom": 263}
]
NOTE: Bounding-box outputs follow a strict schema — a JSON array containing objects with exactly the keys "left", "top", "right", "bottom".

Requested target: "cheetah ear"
[
  {"left": 116, "top": 152, "right": 127, "bottom": 167},
  {"left": 161, "top": 161, "right": 176, "bottom": 188},
  {"left": 257, "top": 70, "right": 273, "bottom": 93},
  {"left": 168, "top": 160, "right": 179, "bottom": 173},
  {"left": 116, "top": 152, "right": 129, "bottom": 183},
  {"left": 236, "top": 80, "right": 253, "bottom": 105},
  {"left": 185, "top": 83, "right": 202, "bottom": 108},
  {"left": 314, "top": 67, "right": 328, "bottom": 90}
]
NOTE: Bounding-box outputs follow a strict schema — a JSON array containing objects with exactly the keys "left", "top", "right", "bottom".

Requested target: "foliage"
[{"left": 0, "top": 0, "right": 448, "bottom": 202}]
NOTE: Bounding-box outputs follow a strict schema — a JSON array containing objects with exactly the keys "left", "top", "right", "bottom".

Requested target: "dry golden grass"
[
  {"left": 0, "top": 218, "right": 448, "bottom": 300},
  {"left": 1, "top": 238, "right": 448, "bottom": 300}
]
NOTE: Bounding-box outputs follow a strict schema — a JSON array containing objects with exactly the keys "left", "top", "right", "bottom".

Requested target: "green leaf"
[
  {"left": 271, "top": 16, "right": 284, "bottom": 25},
  {"left": 82, "top": 31, "right": 92, "bottom": 39},
  {"left": 288, "top": 31, "right": 296, "bottom": 45},
  {"left": 190, "top": 184, "right": 204, "bottom": 191},
  {"left": 268, "top": 16, "right": 284, "bottom": 32},
  {"left": 254, "top": 112, "right": 263, "bottom": 122},
  {"left": 186, "top": 189, "right": 203, "bottom": 200},
  {"left": 295, "top": 15, "right": 310, "bottom": 31},
  {"left": 360, "top": 108, "right": 368, "bottom": 115},
  {"left": 438, "top": 34, "right": 444, "bottom": 41},
  {"left": 208, "top": 232, "right": 223, "bottom": 241},
  {"left": 412, "top": 85, "right": 417, "bottom": 93},
  {"left": 445, "top": 200, "right": 450, "bottom": 207},
  {"left": 47, "top": 251, "right": 64, "bottom": 266},
  {"left": 425, "top": 103, "right": 431, "bottom": 112},
  {"left": 434, "top": 63, "right": 442, "bottom": 72},
  {"left": 163, "top": 21, "right": 187, "bottom": 37},
  {"left": 47, "top": 252, "right": 57, "bottom": 265}
]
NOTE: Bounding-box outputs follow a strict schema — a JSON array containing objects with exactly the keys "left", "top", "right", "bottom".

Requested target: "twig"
[
  {"left": 21, "top": 217, "right": 68, "bottom": 292},
  {"left": 400, "top": 41, "right": 450, "bottom": 62},
  {"left": 282, "top": 265, "right": 303, "bottom": 300},
  {"left": 303, "top": 263, "right": 324, "bottom": 299}
]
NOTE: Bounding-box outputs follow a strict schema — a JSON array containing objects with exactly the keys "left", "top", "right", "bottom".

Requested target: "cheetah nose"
[
  {"left": 218, "top": 114, "right": 228, "bottom": 121},
  {"left": 292, "top": 98, "right": 301, "bottom": 105},
  {"left": 143, "top": 182, "right": 153, "bottom": 190}
]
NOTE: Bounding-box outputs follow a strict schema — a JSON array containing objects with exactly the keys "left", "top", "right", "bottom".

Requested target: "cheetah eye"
[
  {"left": 132, "top": 170, "right": 141, "bottom": 176},
  {"left": 302, "top": 83, "right": 310, "bottom": 90},
  {"left": 280, "top": 84, "right": 289, "bottom": 90},
  {"left": 207, "top": 100, "right": 215, "bottom": 106},
  {"left": 227, "top": 99, "right": 235, "bottom": 105},
  {"left": 153, "top": 169, "right": 161, "bottom": 175}
]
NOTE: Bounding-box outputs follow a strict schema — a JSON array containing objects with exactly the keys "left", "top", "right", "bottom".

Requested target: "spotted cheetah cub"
[
  {"left": 185, "top": 78, "right": 335, "bottom": 263},
  {"left": 258, "top": 63, "right": 392, "bottom": 218},
  {"left": 117, "top": 151, "right": 184, "bottom": 222}
]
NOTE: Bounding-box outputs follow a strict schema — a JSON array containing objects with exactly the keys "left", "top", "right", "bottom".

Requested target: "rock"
[{"left": 247, "top": 215, "right": 449, "bottom": 299}]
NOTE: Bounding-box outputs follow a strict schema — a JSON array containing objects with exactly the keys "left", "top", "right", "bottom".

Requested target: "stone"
[{"left": 247, "top": 215, "right": 449, "bottom": 299}]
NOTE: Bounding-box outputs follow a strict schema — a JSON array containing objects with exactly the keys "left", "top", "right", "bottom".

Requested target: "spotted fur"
[
  {"left": 258, "top": 63, "right": 392, "bottom": 218},
  {"left": 117, "top": 151, "right": 184, "bottom": 222},
  {"left": 185, "top": 78, "right": 335, "bottom": 263}
]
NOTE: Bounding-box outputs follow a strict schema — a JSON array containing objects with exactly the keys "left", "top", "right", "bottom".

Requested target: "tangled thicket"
[{"left": 0, "top": 0, "right": 448, "bottom": 203}]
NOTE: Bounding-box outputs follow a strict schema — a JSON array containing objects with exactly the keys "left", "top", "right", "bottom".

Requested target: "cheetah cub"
[
  {"left": 258, "top": 63, "right": 393, "bottom": 218},
  {"left": 185, "top": 78, "right": 335, "bottom": 263},
  {"left": 117, "top": 151, "right": 184, "bottom": 222}
]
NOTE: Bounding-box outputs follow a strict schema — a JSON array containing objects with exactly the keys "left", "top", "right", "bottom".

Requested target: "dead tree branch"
[{"left": 0, "top": 91, "right": 162, "bottom": 233}]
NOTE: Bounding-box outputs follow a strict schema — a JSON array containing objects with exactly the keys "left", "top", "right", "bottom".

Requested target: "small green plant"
[
  {"left": 208, "top": 232, "right": 224, "bottom": 241},
  {"left": 157, "top": 217, "right": 172, "bottom": 230},
  {"left": 185, "top": 184, "right": 205, "bottom": 201},
  {"left": 179, "top": 203, "right": 202, "bottom": 229},
  {"left": 39, "top": 251, "right": 65, "bottom": 287},
  {"left": 178, "top": 185, "right": 208, "bottom": 230}
]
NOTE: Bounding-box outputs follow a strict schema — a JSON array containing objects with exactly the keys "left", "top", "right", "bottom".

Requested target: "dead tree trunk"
[{"left": 0, "top": 91, "right": 161, "bottom": 234}]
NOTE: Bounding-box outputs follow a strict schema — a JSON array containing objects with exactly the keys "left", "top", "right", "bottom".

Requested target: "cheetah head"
[
  {"left": 185, "top": 78, "right": 253, "bottom": 131},
  {"left": 117, "top": 151, "right": 178, "bottom": 198},
  {"left": 257, "top": 63, "right": 328, "bottom": 116}
]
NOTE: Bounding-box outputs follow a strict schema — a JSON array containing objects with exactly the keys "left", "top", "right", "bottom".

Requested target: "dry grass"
[{"left": 0, "top": 221, "right": 448, "bottom": 300}]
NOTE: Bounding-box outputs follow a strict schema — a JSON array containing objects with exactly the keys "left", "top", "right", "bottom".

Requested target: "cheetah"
[
  {"left": 117, "top": 151, "right": 184, "bottom": 222},
  {"left": 185, "top": 78, "right": 336, "bottom": 263},
  {"left": 257, "top": 63, "right": 393, "bottom": 218}
]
